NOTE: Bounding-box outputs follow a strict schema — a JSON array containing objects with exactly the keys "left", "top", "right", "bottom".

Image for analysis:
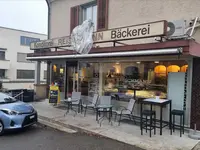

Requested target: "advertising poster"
[{"left": 49, "top": 85, "right": 60, "bottom": 104}]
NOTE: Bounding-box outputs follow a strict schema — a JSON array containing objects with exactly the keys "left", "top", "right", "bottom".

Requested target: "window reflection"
[{"left": 79, "top": 60, "right": 188, "bottom": 101}]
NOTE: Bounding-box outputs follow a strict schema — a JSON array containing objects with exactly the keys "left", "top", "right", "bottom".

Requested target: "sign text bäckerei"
[{"left": 30, "top": 20, "right": 166, "bottom": 50}]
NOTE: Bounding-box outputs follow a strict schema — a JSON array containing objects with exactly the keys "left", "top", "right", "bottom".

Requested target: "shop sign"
[
  {"left": 30, "top": 20, "right": 166, "bottom": 50},
  {"left": 93, "top": 20, "right": 167, "bottom": 43},
  {"left": 30, "top": 36, "right": 71, "bottom": 50}
]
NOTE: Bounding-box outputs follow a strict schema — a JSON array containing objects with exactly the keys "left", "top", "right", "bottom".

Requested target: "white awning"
[{"left": 26, "top": 48, "right": 182, "bottom": 60}]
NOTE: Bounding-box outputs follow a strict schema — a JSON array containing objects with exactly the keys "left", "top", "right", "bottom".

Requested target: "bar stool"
[
  {"left": 141, "top": 110, "right": 156, "bottom": 137},
  {"left": 171, "top": 109, "right": 184, "bottom": 137}
]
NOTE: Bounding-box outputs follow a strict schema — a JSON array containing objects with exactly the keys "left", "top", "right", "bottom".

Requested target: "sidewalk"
[{"left": 31, "top": 99, "right": 199, "bottom": 150}]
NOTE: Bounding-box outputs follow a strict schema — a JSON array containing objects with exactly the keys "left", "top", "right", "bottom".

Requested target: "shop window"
[
  {"left": 17, "top": 70, "right": 35, "bottom": 79},
  {"left": 51, "top": 64, "right": 65, "bottom": 92},
  {"left": 78, "top": 61, "right": 188, "bottom": 102},
  {"left": 53, "top": 65, "right": 57, "bottom": 72},
  {"left": 79, "top": 63, "right": 99, "bottom": 96}
]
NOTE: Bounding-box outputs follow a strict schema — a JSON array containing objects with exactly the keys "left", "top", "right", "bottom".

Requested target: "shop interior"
[{"left": 78, "top": 60, "right": 188, "bottom": 102}]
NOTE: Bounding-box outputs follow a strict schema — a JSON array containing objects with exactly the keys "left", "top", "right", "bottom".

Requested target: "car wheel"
[{"left": 0, "top": 120, "right": 4, "bottom": 136}]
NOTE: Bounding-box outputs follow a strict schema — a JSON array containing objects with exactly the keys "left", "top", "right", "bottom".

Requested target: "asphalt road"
[{"left": 0, "top": 124, "right": 144, "bottom": 150}]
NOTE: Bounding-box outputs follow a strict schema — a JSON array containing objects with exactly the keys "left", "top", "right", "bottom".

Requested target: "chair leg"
[
  {"left": 114, "top": 113, "right": 117, "bottom": 122},
  {"left": 78, "top": 105, "right": 80, "bottom": 113},
  {"left": 180, "top": 115, "right": 182, "bottom": 137},
  {"left": 84, "top": 107, "right": 87, "bottom": 117},
  {"left": 118, "top": 114, "right": 122, "bottom": 126},
  {"left": 173, "top": 115, "right": 175, "bottom": 132},
  {"left": 150, "top": 114, "right": 152, "bottom": 137},
  {"left": 154, "top": 114, "right": 156, "bottom": 135},
  {"left": 170, "top": 113, "right": 172, "bottom": 135},
  {"left": 96, "top": 109, "right": 98, "bottom": 121},
  {"left": 81, "top": 105, "right": 83, "bottom": 114},
  {"left": 183, "top": 114, "right": 185, "bottom": 134},
  {"left": 132, "top": 115, "right": 136, "bottom": 125},
  {"left": 141, "top": 114, "right": 143, "bottom": 135},
  {"left": 146, "top": 116, "right": 147, "bottom": 133}
]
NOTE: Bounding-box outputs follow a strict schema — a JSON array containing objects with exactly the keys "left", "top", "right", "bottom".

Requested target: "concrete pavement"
[
  {"left": 31, "top": 99, "right": 199, "bottom": 150},
  {"left": 1, "top": 124, "right": 142, "bottom": 150}
]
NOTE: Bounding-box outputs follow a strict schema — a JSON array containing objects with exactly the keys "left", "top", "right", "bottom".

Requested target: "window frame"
[
  {"left": 17, "top": 69, "right": 35, "bottom": 79},
  {"left": 70, "top": 0, "right": 109, "bottom": 32},
  {"left": 20, "top": 36, "right": 40, "bottom": 46},
  {"left": 81, "top": 1, "right": 97, "bottom": 31},
  {"left": 17, "top": 52, "right": 33, "bottom": 63},
  {"left": 0, "top": 51, "right": 6, "bottom": 60}
]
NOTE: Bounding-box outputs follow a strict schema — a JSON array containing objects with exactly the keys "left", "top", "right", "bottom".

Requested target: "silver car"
[{"left": 0, "top": 92, "right": 37, "bottom": 135}]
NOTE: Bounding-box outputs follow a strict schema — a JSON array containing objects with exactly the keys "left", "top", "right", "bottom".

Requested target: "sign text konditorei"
[
  {"left": 30, "top": 36, "right": 71, "bottom": 50},
  {"left": 30, "top": 21, "right": 166, "bottom": 50}
]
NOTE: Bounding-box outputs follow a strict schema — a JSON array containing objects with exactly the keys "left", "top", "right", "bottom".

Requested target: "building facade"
[
  {"left": 27, "top": 0, "right": 200, "bottom": 130},
  {"left": 0, "top": 26, "right": 47, "bottom": 89}
]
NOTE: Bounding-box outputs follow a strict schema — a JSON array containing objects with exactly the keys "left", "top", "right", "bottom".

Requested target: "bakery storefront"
[{"left": 27, "top": 20, "right": 200, "bottom": 129}]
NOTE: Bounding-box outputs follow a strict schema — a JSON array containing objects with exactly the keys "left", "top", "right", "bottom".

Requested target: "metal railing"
[{"left": 13, "top": 91, "right": 24, "bottom": 101}]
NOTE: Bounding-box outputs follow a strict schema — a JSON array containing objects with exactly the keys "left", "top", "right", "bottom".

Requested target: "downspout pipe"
[
  {"left": 45, "top": 0, "right": 50, "bottom": 40},
  {"left": 45, "top": 0, "right": 51, "bottom": 97}
]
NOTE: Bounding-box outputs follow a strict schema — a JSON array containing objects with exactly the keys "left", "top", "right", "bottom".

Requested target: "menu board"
[{"left": 49, "top": 85, "right": 60, "bottom": 104}]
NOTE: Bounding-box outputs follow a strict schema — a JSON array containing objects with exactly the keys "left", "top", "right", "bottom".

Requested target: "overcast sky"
[{"left": 0, "top": 0, "right": 47, "bottom": 34}]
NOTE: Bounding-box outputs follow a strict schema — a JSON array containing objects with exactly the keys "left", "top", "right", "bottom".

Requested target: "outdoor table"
[
  {"left": 140, "top": 98, "right": 172, "bottom": 135},
  {"left": 63, "top": 98, "right": 81, "bottom": 116},
  {"left": 96, "top": 105, "right": 113, "bottom": 127}
]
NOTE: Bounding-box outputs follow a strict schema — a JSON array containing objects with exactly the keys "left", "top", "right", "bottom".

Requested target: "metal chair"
[
  {"left": 96, "top": 96, "right": 112, "bottom": 120},
  {"left": 64, "top": 92, "right": 81, "bottom": 117},
  {"left": 113, "top": 98, "right": 136, "bottom": 126},
  {"left": 82, "top": 94, "right": 99, "bottom": 117}
]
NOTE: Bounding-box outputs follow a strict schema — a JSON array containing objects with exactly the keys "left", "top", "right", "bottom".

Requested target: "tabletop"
[
  {"left": 97, "top": 104, "right": 113, "bottom": 108},
  {"left": 63, "top": 98, "right": 79, "bottom": 102},
  {"left": 141, "top": 98, "right": 171, "bottom": 105}
]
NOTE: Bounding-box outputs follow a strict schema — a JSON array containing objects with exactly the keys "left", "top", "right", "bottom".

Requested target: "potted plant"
[{"left": 155, "top": 91, "right": 161, "bottom": 100}]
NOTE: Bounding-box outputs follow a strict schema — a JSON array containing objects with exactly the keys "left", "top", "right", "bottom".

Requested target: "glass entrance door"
[
  {"left": 51, "top": 63, "right": 65, "bottom": 99},
  {"left": 66, "top": 66, "right": 78, "bottom": 97}
]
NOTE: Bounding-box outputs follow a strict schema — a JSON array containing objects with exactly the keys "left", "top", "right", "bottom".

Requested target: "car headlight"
[{"left": 1, "top": 109, "right": 19, "bottom": 115}]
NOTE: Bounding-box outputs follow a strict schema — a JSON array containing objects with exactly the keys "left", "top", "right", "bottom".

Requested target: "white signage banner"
[
  {"left": 30, "top": 20, "right": 167, "bottom": 50},
  {"left": 93, "top": 21, "right": 166, "bottom": 43},
  {"left": 30, "top": 36, "right": 71, "bottom": 50}
]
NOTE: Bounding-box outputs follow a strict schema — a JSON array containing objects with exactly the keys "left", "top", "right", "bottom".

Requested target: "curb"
[
  {"left": 38, "top": 118, "right": 77, "bottom": 134},
  {"left": 38, "top": 115, "right": 106, "bottom": 138}
]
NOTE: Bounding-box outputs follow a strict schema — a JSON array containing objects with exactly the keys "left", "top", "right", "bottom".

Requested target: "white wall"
[{"left": 0, "top": 27, "right": 47, "bottom": 89}]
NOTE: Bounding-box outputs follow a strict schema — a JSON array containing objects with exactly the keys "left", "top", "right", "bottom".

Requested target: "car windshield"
[{"left": 0, "top": 93, "right": 18, "bottom": 104}]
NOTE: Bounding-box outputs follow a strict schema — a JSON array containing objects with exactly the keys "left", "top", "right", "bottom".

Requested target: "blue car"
[{"left": 0, "top": 92, "right": 37, "bottom": 135}]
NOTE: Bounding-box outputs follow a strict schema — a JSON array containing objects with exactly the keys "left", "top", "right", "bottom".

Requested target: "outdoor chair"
[
  {"left": 113, "top": 98, "right": 136, "bottom": 126},
  {"left": 82, "top": 94, "right": 99, "bottom": 117},
  {"left": 96, "top": 96, "right": 112, "bottom": 120},
  {"left": 63, "top": 92, "right": 81, "bottom": 117}
]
